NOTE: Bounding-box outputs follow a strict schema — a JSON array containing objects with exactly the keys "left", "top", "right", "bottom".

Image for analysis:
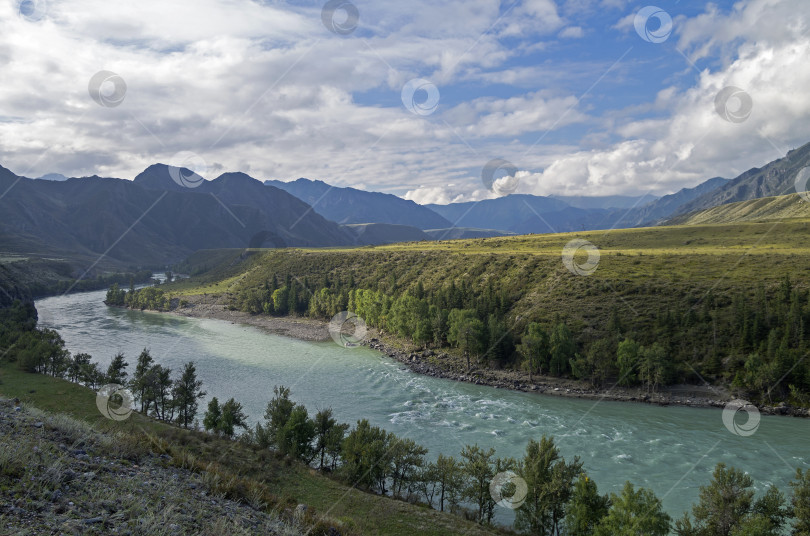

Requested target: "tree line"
[
  {"left": 200, "top": 384, "right": 810, "bottom": 536},
  {"left": 1, "top": 302, "right": 205, "bottom": 428},
  {"left": 106, "top": 283, "right": 172, "bottom": 311},
  {"left": 223, "top": 272, "right": 810, "bottom": 405},
  {"left": 110, "top": 269, "right": 810, "bottom": 405}
]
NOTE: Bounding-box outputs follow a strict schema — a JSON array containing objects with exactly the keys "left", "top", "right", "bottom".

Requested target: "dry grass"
[{"left": 0, "top": 397, "right": 303, "bottom": 536}]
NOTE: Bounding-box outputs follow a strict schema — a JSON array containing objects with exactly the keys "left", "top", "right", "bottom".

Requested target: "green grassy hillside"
[
  {"left": 668, "top": 192, "right": 810, "bottom": 225},
  {"left": 160, "top": 219, "right": 810, "bottom": 406}
]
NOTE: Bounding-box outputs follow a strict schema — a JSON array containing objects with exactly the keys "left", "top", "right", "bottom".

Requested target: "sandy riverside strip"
[{"left": 123, "top": 294, "right": 808, "bottom": 418}]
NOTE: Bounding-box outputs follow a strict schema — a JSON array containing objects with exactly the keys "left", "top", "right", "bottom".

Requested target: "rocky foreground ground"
[{"left": 0, "top": 398, "right": 304, "bottom": 536}]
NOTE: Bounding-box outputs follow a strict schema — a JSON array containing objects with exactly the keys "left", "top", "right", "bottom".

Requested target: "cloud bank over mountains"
[{"left": 1, "top": 0, "right": 808, "bottom": 204}]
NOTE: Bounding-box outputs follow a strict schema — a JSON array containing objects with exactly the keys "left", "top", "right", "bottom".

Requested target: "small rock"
[{"left": 33, "top": 421, "right": 43, "bottom": 428}]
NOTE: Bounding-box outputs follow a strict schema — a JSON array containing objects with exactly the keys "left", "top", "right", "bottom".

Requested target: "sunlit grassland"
[
  {"left": 171, "top": 220, "right": 810, "bottom": 294},
  {"left": 155, "top": 219, "right": 810, "bottom": 356}
]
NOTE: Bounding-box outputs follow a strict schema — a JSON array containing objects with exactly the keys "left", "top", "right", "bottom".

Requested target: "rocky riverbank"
[
  {"left": 362, "top": 338, "right": 809, "bottom": 417},
  {"left": 135, "top": 295, "right": 809, "bottom": 418}
]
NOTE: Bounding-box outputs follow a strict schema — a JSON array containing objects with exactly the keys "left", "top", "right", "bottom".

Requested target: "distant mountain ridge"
[
  {"left": 617, "top": 177, "right": 731, "bottom": 226},
  {"left": 426, "top": 195, "right": 570, "bottom": 231},
  {"left": 0, "top": 164, "right": 353, "bottom": 266},
  {"left": 667, "top": 192, "right": 810, "bottom": 226},
  {"left": 253, "top": 144, "right": 810, "bottom": 236},
  {"left": 669, "top": 141, "right": 810, "bottom": 217},
  {"left": 423, "top": 183, "right": 729, "bottom": 234},
  {"left": 423, "top": 179, "right": 735, "bottom": 233},
  {"left": 2, "top": 140, "right": 808, "bottom": 270},
  {"left": 548, "top": 193, "right": 658, "bottom": 210},
  {"left": 265, "top": 178, "right": 452, "bottom": 230},
  {"left": 134, "top": 165, "right": 351, "bottom": 249}
]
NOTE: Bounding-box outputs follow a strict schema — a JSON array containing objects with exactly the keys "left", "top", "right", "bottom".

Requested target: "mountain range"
[
  {"left": 0, "top": 164, "right": 352, "bottom": 267},
  {"left": 1, "top": 140, "right": 809, "bottom": 272},
  {"left": 265, "top": 178, "right": 452, "bottom": 230}
]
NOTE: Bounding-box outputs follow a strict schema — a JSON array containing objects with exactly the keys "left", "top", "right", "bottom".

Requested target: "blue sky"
[{"left": 1, "top": 0, "right": 809, "bottom": 203}]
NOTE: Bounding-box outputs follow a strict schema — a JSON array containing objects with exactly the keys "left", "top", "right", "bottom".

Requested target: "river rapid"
[{"left": 36, "top": 288, "right": 810, "bottom": 524}]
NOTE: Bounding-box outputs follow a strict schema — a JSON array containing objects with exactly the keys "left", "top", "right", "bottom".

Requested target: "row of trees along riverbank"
[{"left": 110, "top": 271, "right": 810, "bottom": 406}]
